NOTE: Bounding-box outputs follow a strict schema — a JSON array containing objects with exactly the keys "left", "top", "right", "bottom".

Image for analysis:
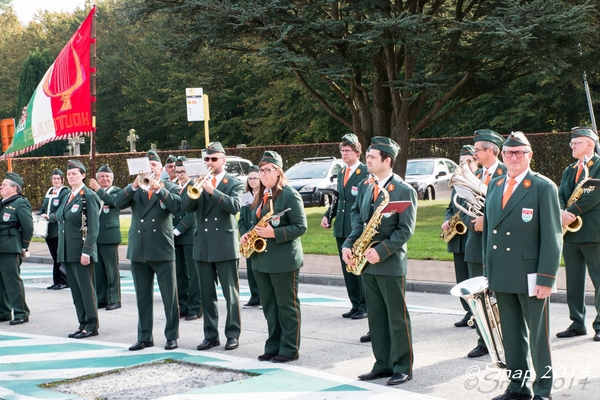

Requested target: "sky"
[{"left": 13, "top": 0, "right": 88, "bottom": 24}]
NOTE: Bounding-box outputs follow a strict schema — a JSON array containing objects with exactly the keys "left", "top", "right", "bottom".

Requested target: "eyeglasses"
[
  {"left": 259, "top": 168, "right": 276, "bottom": 175},
  {"left": 473, "top": 148, "right": 487, "bottom": 153},
  {"left": 204, "top": 157, "right": 223, "bottom": 162},
  {"left": 502, "top": 150, "right": 530, "bottom": 159},
  {"left": 569, "top": 141, "right": 586, "bottom": 148},
  {"left": 175, "top": 170, "right": 187, "bottom": 174},
  {"left": 247, "top": 177, "right": 259, "bottom": 181}
]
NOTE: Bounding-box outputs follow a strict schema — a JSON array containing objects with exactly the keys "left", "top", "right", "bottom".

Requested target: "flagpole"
[{"left": 90, "top": 3, "right": 97, "bottom": 176}]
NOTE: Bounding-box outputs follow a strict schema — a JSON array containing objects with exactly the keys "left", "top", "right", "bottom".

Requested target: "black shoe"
[
  {"left": 594, "top": 330, "right": 600, "bottom": 341},
  {"left": 197, "top": 339, "right": 220, "bottom": 350},
  {"left": 387, "top": 373, "right": 412, "bottom": 385},
  {"left": 243, "top": 302, "right": 261, "bottom": 309},
  {"left": 271, "top": 354, "right": 298, "bottom": 363},
  {"left": 556, "top": 328, "right": 587, "bottom": 338},
  {"left": 0, "top": 315, "right": 11, "bottom": 322},
  {"left": 454, "top": 315, "right": 470, "bottom": 327},
  {"left": 165, "top": 339, "right": 178, "bottom": 350},
  {"left": 185, "top": 314, "right": 200, "bottom": 321},
  {"left": 74, "top": 330, "right": 98, "bottom": 339},
  {"left": 532, "top": 396, "right": 552, "bottom": 400},
  {"left": 105, "top": 302, "right": 121, "bottom": 311},
  {"left": 358, "top": 370, "right": 393, "bottom": 381},
  {"left": 492, "top": 389, "right": 532, "bottom": 400},
  {"left": 342, "top": 309, "right": 357, "bottom": 318},
  {"left": 351, "top": 310, "right": 368, "bottom": 320},
  {"left": 468, "top": 345, "right": 489, "bottom": 358},
  {"left": 54, "top": 284, "right": 68, "bottom": 290},
  {"left": 9, "top": 316, "right": 29, "bottom": 325},
  {"left": 47, "top": 284, "right": 57, "bottom": 290},
  {"left": 225, "top": 338, "right": 239, "bottom": 350},
  {"left": 258, "top": 352, "right": 277, "bottom": 361},
  {"left": 68, "top": 330, "right": 82, "bottom": 338},
  {"left": 360, "top": 332, "right": 371, "bottom": 343},
  {"left": 129, "top": 341, "right": 154, "bottom": 351}
]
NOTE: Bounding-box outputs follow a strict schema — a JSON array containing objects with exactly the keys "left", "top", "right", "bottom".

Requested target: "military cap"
[
  {"left": 261, "top": 151, "right": 283, "bottom": 169},
  {"left": 98, "top": 164, "right": 112, "bottom": 173},
  {"left": 248, "top": 164, "right": 259, "bottom": 174},
  {"left": 369, "top": 136, "right": 400, "bottom": 158},
  {"left": 51, "top": 168, "right": 64, "bottom": 176},
  {"left": 474, "top": 129, "right": 504, "bottom": 148},
  {"left": 341, "top": 134, "right": 359, "bottom": 146},
  {"left": 571, "top": 126, "right": 599, "bottom": 142},
  {"left": 503, "top": 131, "right": 531, "bottom": 147},
  {"left": 175, "top": 156, "right": 188, "bottom": 167},
  {"left": 145, "top": 150, "right": 161, "bottom": 163},
  {"left": 67, "top": 160, "right": 86, "bottom": 173},
  {"left": 5, "top": 172, "right": 24, "bottom": 187},
  {"left": 460, "top": 145, "right": 475, "bottom": 157},
  {"left": 206, "top": 142, "right": 226, "bottom": 155},
  {"left": 165, "top": 154, "right": 177, "bottom": 164}
]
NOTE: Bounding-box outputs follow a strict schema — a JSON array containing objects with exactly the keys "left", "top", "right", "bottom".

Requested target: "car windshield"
[
  {"left": 406, "top": 160, "right": 434, "bottom": 176},
  {"left": 286, "top": 163, "right": 330, "bottom": 180}
]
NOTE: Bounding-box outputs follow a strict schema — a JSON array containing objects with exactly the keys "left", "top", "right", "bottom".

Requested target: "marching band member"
[
  {"left": 115, "top": 150, "right": 181, "bottom": 351},
  {"left": 240, "top": 151, "right": 307, "bottom": 363},
  {"left": 164, "top": 154, "right": 178, "bottom": 184}
]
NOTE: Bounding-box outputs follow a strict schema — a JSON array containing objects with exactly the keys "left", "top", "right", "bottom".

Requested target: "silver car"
[{"left": 404, "top": 158, "right": 458, "bottom": 200}]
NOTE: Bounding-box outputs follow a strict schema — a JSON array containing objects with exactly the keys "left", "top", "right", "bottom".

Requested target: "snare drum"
[{"left": 33, "top": 215, "right": 49, "bottom": 238}]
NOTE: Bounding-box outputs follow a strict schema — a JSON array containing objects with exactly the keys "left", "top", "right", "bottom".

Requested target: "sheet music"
[
  {"left": 183, "top": 160, "right": 209, "bottom": 177},
  {"left": 127, "top": 157, "right": 151, "bottom": 175},
  {"left": 241, "top": 191, "right": 254, "bottom": 206}
]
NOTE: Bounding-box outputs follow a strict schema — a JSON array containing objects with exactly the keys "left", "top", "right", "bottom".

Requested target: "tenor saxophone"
[
  {"left": 346, "top": 175, "right": 390, "bottom": 275},
  {"left": 563, "top": 158, "right": 590, "bottom": 236}
]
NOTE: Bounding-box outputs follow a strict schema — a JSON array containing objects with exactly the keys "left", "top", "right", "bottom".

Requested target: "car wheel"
[{"left": 425, "top": 186, "right": 434, "bottom": 200}]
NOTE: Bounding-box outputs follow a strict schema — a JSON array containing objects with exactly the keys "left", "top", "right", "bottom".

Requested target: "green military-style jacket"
[
  {"left": 180, "top": 173, "right": 243, "bottom": 262},
  {"left": 173, "top": 180, "right": 196, "bottom": 246},
  {"left": 115, "top": 180, "right": 181, "bottom": 262},
  {"left": 558, "top": 154, "right": 600, "bottom": 243},
  {"left": 0, "top": 195, "right": 33, "bottom": 254},
  {"left": 444, "top": 189, "right": 470, "bottom": 254},
  {"left": 39, "top": 186, "right": 70, "bottom": 238},
  {"left": 323, "top": 162, "right": 368, "bottom": 239},
  {"left": 483, "top": 170, "right": 562, "bottom": 293},
  {"left": 343, "top": 174, "right": 417, "bottom": 276},
  {"left": 251, "top": 185, "right": 307, "bottom": 273},
  {"left": 56, "top": 186, "right": 101, "bottom": 263},
  {"left": 238, "top": 196, "right": 255, "bottom": 236},
  {"left": 464, "top": 163, "right": 506, "bottom": 263},
  {"left": 96, "top": 186, "right": 122, "bottom": 245}
]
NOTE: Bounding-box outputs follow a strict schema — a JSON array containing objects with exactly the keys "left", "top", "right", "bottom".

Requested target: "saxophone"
[
  {"left": 563, "top": 158, "right": 591, "bottom": 236},
  {"left": 346, "top": 175, "right": 390, "bottom": 276},
  {"left": 440, "top": 211, "right": 467, "bottom": 243}
]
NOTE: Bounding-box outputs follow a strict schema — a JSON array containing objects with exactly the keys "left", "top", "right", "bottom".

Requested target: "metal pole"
[
  {"left": 90, "top": 3, "right": 97, "bottom": 175},
  {"left": 204, "top": 94, "right": 210, "bottom": 147}
]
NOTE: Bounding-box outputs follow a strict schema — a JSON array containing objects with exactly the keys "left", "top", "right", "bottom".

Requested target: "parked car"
[
  {"left": 404, "top": 158, "right": 458, "bottom": 200},
  {"left": 285, "top": 157, "right": 345, "bottom": 207}
]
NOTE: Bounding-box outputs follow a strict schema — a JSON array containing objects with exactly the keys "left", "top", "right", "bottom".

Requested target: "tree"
[
  {"left": 127, "top": 0, "right": 594, "bottom": 175},
  {"left": 0, "top": 0, "right": 11, "bottom": 11}
]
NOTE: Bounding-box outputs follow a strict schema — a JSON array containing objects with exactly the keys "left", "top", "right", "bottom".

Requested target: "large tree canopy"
[{"left": 127, "top": 0, "right": 594, "bottom": 174}]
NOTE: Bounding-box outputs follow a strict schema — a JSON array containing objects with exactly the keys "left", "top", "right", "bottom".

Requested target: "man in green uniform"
[
  {"left": 321, "top": 133, "right": 368, "bottom": 320},
  {"left": 181, "top": 142, "right": 243, "bottom": 351},
  {"left": 165, "top": 154, "right": 178, "bottom": 184},
  {"left": 89, "top": 164, "right": 122, "bottom": 311},
  {"left": 463, "top": 129, "right": 506, "bottom": 358},
  {"left": 556, "top": 126, "right": 600, "bottom": 342},
  {"left": 0, "top": 172, "right": 33, "bottom": 325},
  {"left": 115, "top": 150, "right": 181, "bottom": 351},
  {"left": 173, "top": 157, "right": 202, "bottom": 321},
  {"left": 342, "top": 137, "right": 417, "bottom": 386},
  {"left": 483, "top": 132, "right": 562, "bottom": 400}
]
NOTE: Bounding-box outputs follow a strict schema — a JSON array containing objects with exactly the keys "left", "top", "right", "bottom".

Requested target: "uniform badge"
[
  {"left": 476, "top": 172, "right": 482, "bottom": 179},
  {"left": 160, "top": 201, "right": 167, "bottom": 209},
  {"left": 522, "top": 208, "right": 533, "bottom": 223},
  {"left": 53, "top": 198, "right": 60, "bottom": 207},
  {"left": 79, "top": 189, "right": 84, "bottom": 196},
  {"left": 351, "top": 186, "right": 358, "bottom": 196},
  {"left": 222, "top": 177, "right": 228, "bottom": 185},
  {"left": 103, "top": 205, "right": 110, "bottom": 214},
  {"left": 271, "top": 216, "right": 281, "bottom": 227},
  {"left": 356, "top": 168, "right": 361, "bottom": 175},
  {"left": 496, "top": 168, "right": 503, "bottom": 176},
  {"left": 523, "top": 180, "right": 531, "bottom": 188},
  {"left": 588, "top": 160, "right": 594, "bottom": 167},
  {"left": 71, "top": 204, "right": 80, "bottom": 213},
  {"left": 497, "top": 178, "right": 505, "bottom": 186},
  {"left": 387, "top": 184, "right": 395, "bottom": 192},
  {"left": 2, "top": 213, "right": 10, "bottom": 222},
  {"left": 383, "top": 212, "right": 395, "bottom": 218}
]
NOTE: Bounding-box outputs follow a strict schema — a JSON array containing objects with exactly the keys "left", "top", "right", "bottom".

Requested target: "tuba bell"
[{"left": 449, "top": 159, "right": 487, "bottom": 218}]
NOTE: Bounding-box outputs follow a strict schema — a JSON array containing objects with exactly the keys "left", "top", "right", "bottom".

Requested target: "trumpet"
[
  {"left": 187, "top": 168, "right": 214, "bottom": 200},
  {"left": 138, "top": 172, "right": 156, "bottom": 191}
]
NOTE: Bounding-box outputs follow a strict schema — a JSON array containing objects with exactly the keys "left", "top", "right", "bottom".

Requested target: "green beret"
[
  {"left": 341, "top": 134, "right": 359, "bottom": 146},
  {"left": 165, "top": 154, "right": 177, "bottom": 164},
  {"left": 248, "top": 164, "right": 259, "bottom": 173},
  {"left": 571, "top": 126, "right": 599, "bottom": 142},
  {"left": 98, "top": 164, "right": 112, "bottom": 173},
  {"left": 473, "top": 129, "right": 504, "bottom": 148},
  {"left": 503, "top": 131, "right": 531, "bottom": 147},
  {"left": 460, "top": 145, "right": 475, "bottom": 156},
  {"left": 51, "top": 168, "right": 64, "bottom": 176},
  {"left": 206, "top": 142, "right": 226, "bottom": 155},
  {"left": 67, "top": 160, "right": 86, "bottom": 173},
  {"left": 175, "top": 156, "right": 187, "bottom": 167},
  {"left": 261, "top": 150, "right": 283, "bottom": 169},
  {"left": 368, "top": 136, "right": 399, "bottom": 158},
  {"left": 145, "top": 150, "right": 161, "bottom": 163},
  {"left": 5, "top": 172, "right": 24, "bottom": 187}
]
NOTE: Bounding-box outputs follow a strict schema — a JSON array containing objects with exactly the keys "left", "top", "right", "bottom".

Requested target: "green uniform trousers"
[
  {"left": 0, "top": 253, "right": 29, "bottom": 320},
  {"left": 196, "top": 259, "right": 241, "bottom": 340},
  {"left": 64, "top": 262, "right": 99, "bottom": 333},
  {"left": 94, "top": 244, "right": 120, "bottom": 305},
  {"left": 362, "top": 273, "right": 413, "bottom": 375},
  {"left": 336, "top": 237, "right": 366, "bottom": 313},
  {"left": 176, "top": 243, "right": 202, "bottom": 315},
  {"left": 245, "top": 257, "right": 260, "bottom": 306},
  {"left": 130, "top": 261, "right": 179, "bottom": 342},
  {"left": 563, "top": 242, "right": 600, "bottom": 331},
  {"left": 453, "top": 252, "right": 471, "bottom": 316},
  {"left": 253, "top": 269, "right": 301, "bottom": 358},
  {"left": 495, "top": 292, "right": 553, "bottom": 398}
]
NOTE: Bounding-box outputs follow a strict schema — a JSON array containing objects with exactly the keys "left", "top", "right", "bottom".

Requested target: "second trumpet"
[{"left": 187, "top": 168, "right": 214, "bottom": 199}]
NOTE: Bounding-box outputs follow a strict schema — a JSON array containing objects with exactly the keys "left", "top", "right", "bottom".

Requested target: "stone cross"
[
  {"left": 127, "top": 129, "right": 138, "bottom": 152},
  {"left": 68, "top": 136, "right": 85, "bottom": 156}
]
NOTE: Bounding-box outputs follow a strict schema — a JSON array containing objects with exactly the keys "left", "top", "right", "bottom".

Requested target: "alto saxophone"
[
  {"left": 563, "top": 158, "right": 590, "bottom": 236},
  {"left": 240, "top": 189, "right": 273, "bottom": 258},
  {"left": 347, "top": 175, "right": 390, "bottom": 275},
  {"left": 440, "top": 211, "right": 467, "bottom": 243}
]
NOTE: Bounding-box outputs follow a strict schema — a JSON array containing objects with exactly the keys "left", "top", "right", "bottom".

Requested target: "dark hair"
[
  {"left": 51, "top": 173, "right": 64, "bottom": 184},
  {"left": 251, "top": 162, "right": 288, "bottom": 210},
  {"left": 339, "top": 141, "right": 362, "bottom": 156},
  {"left": 244, "top": 171, "right": 260, "bottom": 192},
  {"left": 380, "top": 151, "right": 396, "bottom": 168}
]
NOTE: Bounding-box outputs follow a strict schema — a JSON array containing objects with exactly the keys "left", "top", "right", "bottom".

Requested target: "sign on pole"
[{"left": 186, "top": 88, "right": 204, "bottom": 121}]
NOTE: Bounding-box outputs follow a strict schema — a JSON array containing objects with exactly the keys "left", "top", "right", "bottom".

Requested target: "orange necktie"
[
  {"left": 68, "top": 193, "right": 74, "bottom": 203},
  {"left": 256, "top": 192, "right": 270, "bottom": 217},
  {"left": 343, "top": 168, "right": 351, "bottom": 186},
  {"left": 373, "top": 185, "right": 380, "bottom": 201},
  {"left": 575, "top": 163, "right": 583, "bottom": 183},
  {"left": 147, "top": 189, "right": 154, "bottom": 200},
  {"left": 502, "top": 178, "right": 517, "bottom": 209},
  {"left": 483, "top": 171, "right": 491, "bottom": 186},
  {"left": 212, "top": 177, "right": 217, "bottom": 188}
]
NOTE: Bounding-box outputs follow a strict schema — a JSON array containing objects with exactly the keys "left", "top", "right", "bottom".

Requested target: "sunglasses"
[{"left": 204, "top": 157, "right": 223, "bottom": 162}]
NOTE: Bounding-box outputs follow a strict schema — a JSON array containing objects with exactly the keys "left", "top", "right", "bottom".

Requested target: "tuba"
[
  {"left": 187, "top": 168, "right": 214, "bottom": 200},
  {"left": 451, "top": 277, "right": 506, "bottom": 369},
  {"left": 449, "top": 159, "right": 487, "bottom": 218},
  {"left": 562, "top": 158, "right": 590, "bottom": 236}
]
